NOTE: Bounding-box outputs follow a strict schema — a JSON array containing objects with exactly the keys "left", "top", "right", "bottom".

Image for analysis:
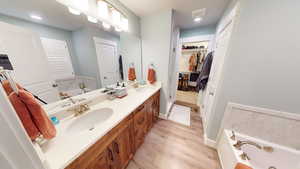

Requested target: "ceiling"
[
  {"left": 0, "top": 0, "right": 101, "bottom": 31},
  {"left": 0, "top": 0, "right": 231, "bottom": 31},
  {"left": 118, "top": 0, "right": 231, "bottom": 29}
]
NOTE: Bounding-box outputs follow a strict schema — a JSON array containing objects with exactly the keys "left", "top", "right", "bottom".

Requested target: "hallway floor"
[
  {"left": 126, "top": 108, "right": 221, "bottom": 169},
  {"left": 176, "top": 90, "right": 198, "bottom": 106}
]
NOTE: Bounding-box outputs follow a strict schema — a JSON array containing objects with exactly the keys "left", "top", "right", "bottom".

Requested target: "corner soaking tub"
[{"left": 217, "top": 130, "right": 300, "bottom": 169}]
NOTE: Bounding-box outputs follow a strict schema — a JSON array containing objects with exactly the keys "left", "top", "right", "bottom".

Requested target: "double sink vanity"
[{"left": 40, "top": 83, "right": 161, "bottom": 169}]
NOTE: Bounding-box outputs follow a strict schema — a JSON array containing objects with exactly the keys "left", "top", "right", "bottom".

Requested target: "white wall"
[
  {"left": 0, "top": 87, "right": 45, "bottom": 169},
  {"left": 207, "top": 0, "right": 300, "bottom": 140},
  {"left": 141, "top": 9, "right": 174, "bottom": 114}
]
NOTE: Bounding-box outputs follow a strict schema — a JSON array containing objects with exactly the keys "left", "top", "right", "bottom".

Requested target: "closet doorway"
[{"left": 176, "top": 41, "right": 209, "bottom": 107}]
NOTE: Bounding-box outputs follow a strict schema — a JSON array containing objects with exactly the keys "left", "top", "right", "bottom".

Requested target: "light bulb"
[
  {"left": 112, "top": 9, "right": 121, "bottom": 26},
  {"left": 68, "top": 7, "right": 81, "bottom": 15},
  {"left": 194, "top": 17, "right": 202, "bottom": 22},
  {"left": 87, "top": 16, "right": 98, "bottom": 23},
  {"left": 115, "top": 27, "right": 122, "bottom": 32},
  {"left": 102, "top": 22, "right": 111, "bottom": 29},
  {"left": 121, "top": 17, "right": 128, "bottom": 31},
  {"left": 98, "top": 1, "right": 109, "bottom": 19}
]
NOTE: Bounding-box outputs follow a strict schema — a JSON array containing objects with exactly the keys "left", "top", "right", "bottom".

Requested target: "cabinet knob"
[{"left": 52, "top": 83, "right": 58, "bottom": 88}]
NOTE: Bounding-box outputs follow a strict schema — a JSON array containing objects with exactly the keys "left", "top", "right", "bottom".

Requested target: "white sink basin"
[{"left": 66, "top": 108, "right": 113, "bottom": 134}]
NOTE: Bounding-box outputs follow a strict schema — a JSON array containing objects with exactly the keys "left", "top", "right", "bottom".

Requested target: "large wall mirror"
[{"left": 0, "top": 0, "right": 142, "bottom": 105}]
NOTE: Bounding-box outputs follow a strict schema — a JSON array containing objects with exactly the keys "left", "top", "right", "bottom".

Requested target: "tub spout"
[{"left": 234, "top": 140, "right": 262, "bottom": 150}]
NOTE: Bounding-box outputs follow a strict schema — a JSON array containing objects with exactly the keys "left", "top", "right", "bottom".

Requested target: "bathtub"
[{"left": 217, "top": 130, "right": 300, "bottom": 169}]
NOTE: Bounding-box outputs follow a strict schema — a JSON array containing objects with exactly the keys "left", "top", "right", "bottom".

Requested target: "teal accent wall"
[
  {"left": 72, "top": 27, "right": 120, "bottom": 88},
  {"left": 180, "top": 25, "right": 216, "bottom": 38}
]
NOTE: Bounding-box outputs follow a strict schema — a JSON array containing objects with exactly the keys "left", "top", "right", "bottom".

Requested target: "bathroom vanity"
[
  {"left": 66, "top": 91, "right": 160, "bottom": 169},
  {"left": 41, "top": 83, "right": 161, "bottom": 169}
]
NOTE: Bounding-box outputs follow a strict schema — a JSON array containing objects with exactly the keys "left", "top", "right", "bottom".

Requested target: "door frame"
[
  {"left": 177, "top": 34, "right": 215, "bottom": 103},
  {"left": 93, "top": 37, "right": 118, "bottom": 87}
]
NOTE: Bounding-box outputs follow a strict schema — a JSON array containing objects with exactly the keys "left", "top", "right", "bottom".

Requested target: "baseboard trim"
[{"left": 204, "top": 134, "right": 217, "bottom": 149}]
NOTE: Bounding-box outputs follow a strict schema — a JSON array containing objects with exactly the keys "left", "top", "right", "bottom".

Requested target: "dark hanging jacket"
[{"left": 196, "top": 51, "right": 214, "bottom": 91}]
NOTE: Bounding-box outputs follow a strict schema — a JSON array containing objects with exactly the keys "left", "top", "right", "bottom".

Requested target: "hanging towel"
[
  {"left": 3, "top": 80, "right": 56, "bottom": 140},
  {"left": 8, "top": 92, "right": 40, "bottom": 140},
  {"left": 17, "top": 90, "right": 56, "bottom": 140},
  {"left": 128, "top": 67, "right": 136, "bottom": 81},
  {"left": 2, "top": 80, "right": 23, "bottom": 95},
  {"left": 119, "top": 55, "right": 124, "bottom": 80},
  {"left": 147, "top": 68, "right": 156, "bottom": 84},
  {"left": 235, "top": 163, "right": 253, "bottom": 169},
  {"left": 196, "top": 51, "right": 213, "bottom": 91}
]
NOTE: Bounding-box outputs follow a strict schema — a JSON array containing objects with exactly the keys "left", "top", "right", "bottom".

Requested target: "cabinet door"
[
  {"left": 86, "top": 151, "right": 110, "bottom": 169},
  {"left": 134, "top": 105, "right": 147, "bottom": 150},
  {"left": 107, "top": 144, "right": 120, "bottom": 169},
  {"left": 112, "top": 121, "right": 133, "bottom": 169},
  {"left": 152, "top": 93, "right": 160, "bottom": 123},
  {"left": 146, "top": 100, "right": 153, "bottom": 131}
]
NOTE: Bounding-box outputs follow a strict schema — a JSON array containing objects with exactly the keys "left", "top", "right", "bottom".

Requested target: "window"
[{"left": 41, "top": 38, "right": 74, "bottom": 80}]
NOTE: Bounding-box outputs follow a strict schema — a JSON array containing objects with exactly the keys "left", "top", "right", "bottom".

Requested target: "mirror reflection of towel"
[{"left": 128, "top": 67, "right": 136, "bottom": 81}]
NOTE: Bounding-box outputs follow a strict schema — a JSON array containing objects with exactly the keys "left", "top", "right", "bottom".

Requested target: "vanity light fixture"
[
  {"left": 87, "top": 16, "right": 98, "bottom": 23},
  {"left": 115, "top": 27, "right": 122, "bottom": 32},
  {"left": 30, "top": 14, "right": 43, "bottom": 20},
  {"left": 97, "top": 0, "right": 109, "bottom": 19},
  {"left": 102, "top": 22, "right": 111, "bottom": 29},
  {"left": 56, "top": 0, "right": 129, "bottom": 32},
  {"left": 68, "top": 7, "right": 81, "bottom": 15}
]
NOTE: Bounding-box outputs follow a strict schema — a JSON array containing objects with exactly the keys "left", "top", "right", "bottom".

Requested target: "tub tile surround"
[
  {"left": 56, "top": 76, "right": 97, "bottom": 95},
  {"left": 217, "top": 102, "right": 300, "bottom": 150}
]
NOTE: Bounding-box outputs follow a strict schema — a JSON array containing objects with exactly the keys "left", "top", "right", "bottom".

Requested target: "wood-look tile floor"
[
  {"left": 126, "top": 110, "right": 221, "bottom": 169},
  {"left": 176, "top": 90, "right": 198, "bottom": 105}
]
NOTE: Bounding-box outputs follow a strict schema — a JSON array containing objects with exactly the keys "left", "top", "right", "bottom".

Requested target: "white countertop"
[{"left": 41, "top": 82, "right": 161, "bottom": 169}]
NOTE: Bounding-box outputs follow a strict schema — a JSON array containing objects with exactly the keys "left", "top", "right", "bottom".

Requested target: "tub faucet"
[{"left": 234, "top": 140, "right": 262, "bottom": 150}]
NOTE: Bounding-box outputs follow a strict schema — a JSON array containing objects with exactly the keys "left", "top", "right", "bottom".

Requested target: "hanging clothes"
[
  {"left": 196, "top": 51, "right": 214, "bottom": 91},
  {"left": 189, "top": 53, "right": 197, "bottom": 71},
  {"left": 118, "top": 55, "right": 124, "bottom": 80}
]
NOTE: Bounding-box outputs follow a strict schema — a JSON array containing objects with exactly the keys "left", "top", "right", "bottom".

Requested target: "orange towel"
[
  {"left": 2, "top": 80, "right": 56, "bottom": 140},
  {"left": 9, "top": 92, "right": 40, "bottom": 140},
  {"left": 147, "top": 68, "right": 156, "bottom": 84},
  {"left": 18, "top": 90, "right": 56, "bottom": 140},
  {"left": 2, "top": 80, "right": 23, "bottom": 95},
  {"left": 235, "top": 163, "right": 253, "bottom": 169},
  {"left": 128, "top": 67, "right": 136, "bottom": 81}
]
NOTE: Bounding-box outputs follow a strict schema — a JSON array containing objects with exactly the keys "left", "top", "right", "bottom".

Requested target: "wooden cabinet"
[
  {"left": 112, "top": 120, "right": 133, "bottom": 169},
  {"left": 65, "top": 90, "right": 160, "bottom": 169},
  {"left": 86, "top": 151, "right": 110, "bottom": 169},
  {"left": 133, "top": 105, "right": 147, "bottom": 151},
  {"left": 152, "top": 92, "right": 160, "bottom": 123},
  {"left": 146, "top": 100, "right": 153, "bottom": 132}
]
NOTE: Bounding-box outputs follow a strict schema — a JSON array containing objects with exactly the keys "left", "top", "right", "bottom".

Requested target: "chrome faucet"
[
  {"left": 234, "top": 140, "right": 262, "bottom": 150},
  {"left": 240, "top": 152, "right": 250, "bottom": 160}
]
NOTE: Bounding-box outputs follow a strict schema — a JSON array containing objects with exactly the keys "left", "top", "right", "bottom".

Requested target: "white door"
[
  {"left": 0, "top": 21, "right": 60, "bottom": 103},
  {"left": 203, "top": 5, "right": 239, "bottom": 131},
  {"left": 94, "top": 38, "right": 119, "bottom": 87}
]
